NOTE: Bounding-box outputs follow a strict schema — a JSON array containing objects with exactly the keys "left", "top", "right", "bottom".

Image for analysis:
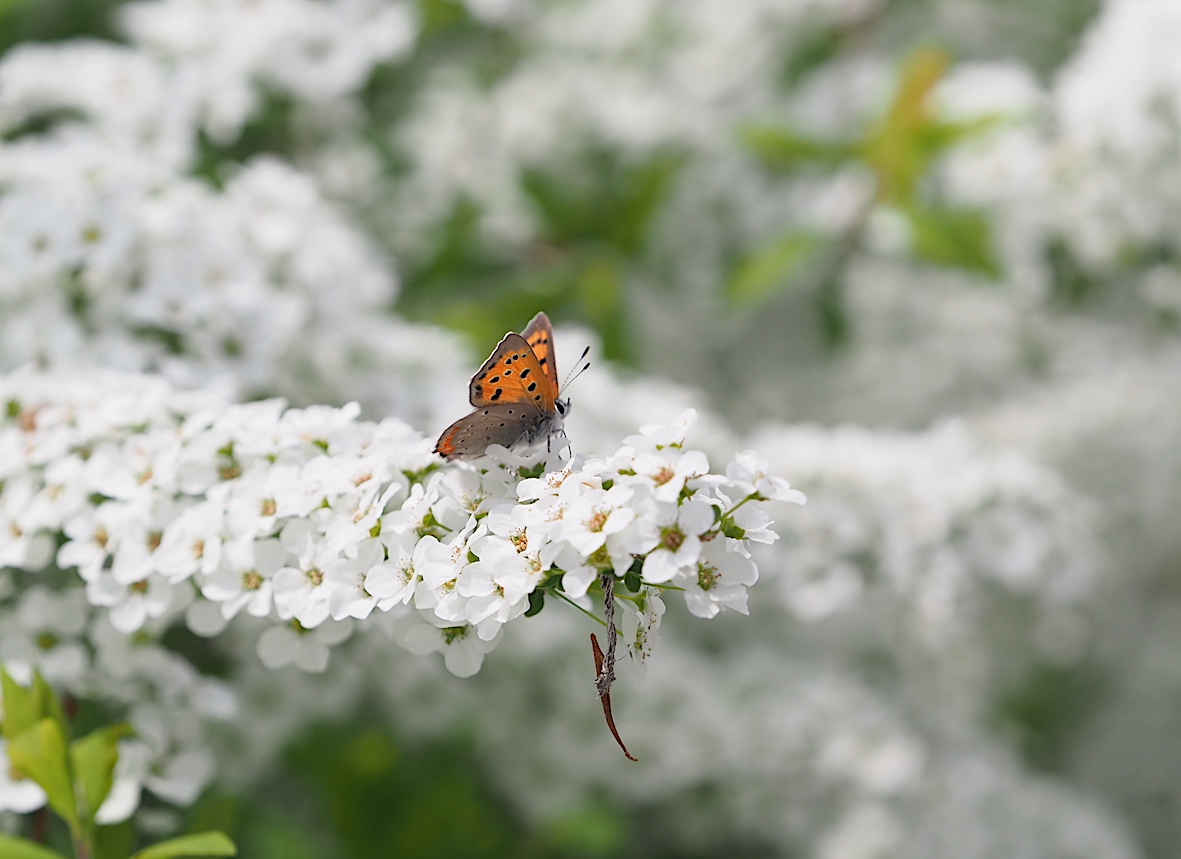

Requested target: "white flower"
[
  {"left": 154, "top": 500, "right": 224, "bottom": 582},
  {"left": 397, "top": 614, "right": 501, "bottom": 678},
  {"left": 0, "top": 586, "right": 90, "bottom": 685},
  {"left": 631, "top": 495, "right": 716, "bottom": 584},
  {"left": 621, "top": 586, "right": 665, "bottom": 675},
  {"left": 256, "top": 619, "right": 353, "bottom": 673},
  {"left": 622, "top": 408, "right": 698, "bottom": 451},
  {"left": 364, "top": 529, "right": 424, "bottom": 610},
  {"left": 324, "top": 537, "right": 386, "bottom": 620},
  {"left": 673, "top": 537, "right": 758, "bottom": 619},
  {"left": 726, "top": 450, "right": 806, "bottom": 504},
  {"left": 271, "top": 519, "right": 339, "bottom": 628},
  {"left": 200, "top": 537, "right": 287, "bottom": 619},
  {"left": 86, "top": 572, "right": 179, "bottom": 634},
  {"left": 223, "top": 462, "right": 308, "bottom": 540},
  {"left": 627, "top": 447, "right": 710, "bottom": 504},
  {"left": 558, "top": 482, "right": 637, "bottom": 561},
  {"left": 322, "top": 477, "right": 403, "bottom": 555},
  {"left": 412, "top": 521, "right": 481, "bottom": 623}
]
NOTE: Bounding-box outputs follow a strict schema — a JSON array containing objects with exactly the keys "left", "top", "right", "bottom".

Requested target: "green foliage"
[
  {"left": 1, "top": 670, "right": 68, "bottom": 746},
  {"left": 906, "top": 206, "right": 998, "bottom": 276},
  {"left": 130, "top": 833, "right": 237, "bottom": 859},
  {"left": 737, "top": 125, "right": 854, "bottom": 171},
  {"left": 9, "top": 719, "right": 80, "bottom": 833},
  {"left": 733, "top": 45, "right": 1002, "bottom": 318},
  {"left": 399, "top": 149, "right": 685, "bottom": 364},
  {"left": 995, "top": 662, "right": 1105, "bottom": 773},
  {"left": 70, "top": 725, "right": 131, "bottom": 822},
  {"left": 542, "top": 804, "right": 626, "bottom": 859},
  {"left": 183, "top": 720, "right": 626, "bottom": 859},
  {"left": 780, "top": 23, "right": 846, "bottom": 88},
  {"left": 726, "top": 232, "right": 826, "bottom": 305},
  {"left": 0, "top": 669, "right": 236, "bottom": 859},
  {"left": 0, "top": 0, "right": 125, "bottom": 53},
  {"left": 0, "top": 834, "right": 68, "bottom": 859}
]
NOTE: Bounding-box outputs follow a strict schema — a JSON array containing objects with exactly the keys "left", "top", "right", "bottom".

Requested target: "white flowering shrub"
[{"left": 3, "top": 0, "right": 1181, "bottom": 856}]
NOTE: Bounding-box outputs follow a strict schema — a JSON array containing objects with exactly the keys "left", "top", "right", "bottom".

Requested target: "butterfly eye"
[{"left": 556, "top": 399, "right": 570, "bottom": 416}]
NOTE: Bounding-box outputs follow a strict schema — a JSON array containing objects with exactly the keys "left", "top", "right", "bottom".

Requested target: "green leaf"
[
  {"left": 31, "top": 672, "right": 69, "bottom": 743},
  {"left": 1, "top": 670, "right": 69, "bottom": 747},
  {"left": 1, "top": 669, "right": 40, "bottom": 743},
  {"left": 906, "top": 206, "right": 999, "bottom": 277},
  {"left": 94, "top": 822, "right": 135, "bottom": 859},
  {"left": 726, "top": 232, "right": 824, "bottom": 305},
  {"left": 738, "top": 124, "right": 855, "bottom": 171},
  {"left": 69, "top": 724, "right": 129, "bottom": 822},
  {"left": 130, "top": 831, "right": 238, "bottom": 859},
  {"left": 7, "top": 719, "right": 80, "bottom": 832},
  {"left": 0, "top": 834, "right": 70, "bottom": 859},
  {"left": 782, "top": 25, "right": 844, "bottom": 87},
  {"left": 861, "top": 46, "right": 950, "bottom": 206},
  {"left": 525, "top": 589, "right": 545, "bottom": 618},
  {"left": 623, "top": 570, "right": 642, "bottom": 594},
  {"left": 609, "top": 151, "right": 686, "bottom": 255}
]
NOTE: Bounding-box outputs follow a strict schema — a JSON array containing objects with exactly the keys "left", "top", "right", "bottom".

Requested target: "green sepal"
[
  {"left": 719, "top": 516, "right": 746, "bottom": 540},
  {"left": 517, "top": 462, "right": 545, "bottom": 479},
  {"left": 525, "top": 590, "right": 545, "bottom": 617}
]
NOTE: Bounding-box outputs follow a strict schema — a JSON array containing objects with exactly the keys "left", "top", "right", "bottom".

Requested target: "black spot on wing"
[
  {"left": 520, "top": 368, "right": 531, "bottom": 379},
  {"left": 527, "top": 381, "right": 537, "bottom": 392},
  {"left": 491, "top": 388, "right": 503, "bottom": 401}
]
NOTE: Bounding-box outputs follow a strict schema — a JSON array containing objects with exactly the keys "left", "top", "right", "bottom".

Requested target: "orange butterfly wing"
[
  {"left": 467, "top": 332, "right": 556, "bottom": 414},
  {"left": 520, "top": 312, "right": 560, "bottom": 397}
]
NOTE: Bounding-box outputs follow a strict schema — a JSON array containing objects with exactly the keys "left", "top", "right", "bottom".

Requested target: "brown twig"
[{"left": 591, "top": 572, "right": 637, "bottom": 761}]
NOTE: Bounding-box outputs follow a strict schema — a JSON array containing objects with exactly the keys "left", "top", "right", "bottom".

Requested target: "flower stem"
[{"left": 553, "top": 590, "right": 608, "bottom": 627}]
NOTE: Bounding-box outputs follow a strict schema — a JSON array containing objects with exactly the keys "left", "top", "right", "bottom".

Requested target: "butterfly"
[{"left": 434, "top": 312, "right": 573, "bottom": 461}]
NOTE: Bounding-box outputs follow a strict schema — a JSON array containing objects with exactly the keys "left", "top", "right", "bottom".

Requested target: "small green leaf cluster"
[
  {"left": 0, "top": 670, "right": 236, "bottom": 859},
  {"left": 732, "top": 47, "right": 1002, "bottom": 338}
]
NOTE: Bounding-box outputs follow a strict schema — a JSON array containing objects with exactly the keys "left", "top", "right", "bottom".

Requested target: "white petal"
[
  {"left": 443, "top": 641, "right": 483, "bottom": 678},
  {"left": 185, "top": 599, "right": 229, "bottom": 637},
  {"left": 109, "top": 596, "right": 147, "bottom": 633},
  {"left": 257, "top": 625, "right": 296, "bottom": 668}
]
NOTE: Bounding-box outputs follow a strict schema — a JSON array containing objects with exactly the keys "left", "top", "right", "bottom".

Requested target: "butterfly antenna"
[{"left": 560, "top": 345, "right": 591, "bottom": 394}]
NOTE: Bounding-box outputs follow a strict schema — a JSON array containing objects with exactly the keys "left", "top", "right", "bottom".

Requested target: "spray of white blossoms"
[{"left": 0, "top": 368, "right": 802, "bottom": 683}]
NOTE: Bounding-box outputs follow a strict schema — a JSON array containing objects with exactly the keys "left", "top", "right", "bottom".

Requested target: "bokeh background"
[{"left": 4, "top": 0, "right": 1181, "bottom": 856}]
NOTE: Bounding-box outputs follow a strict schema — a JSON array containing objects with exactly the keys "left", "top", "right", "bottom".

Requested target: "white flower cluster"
[
  {"left": 122, "top": 0, "right": 418, "bottom": 143},
  {"left": 752, "top": 421, "right": 1096, "bottom": 640},
  {"left": 0, "top": 6, "right": 466, "bottom": 428},
  {"left": 386, "top": 0, "right": 848, "bottom": 251},
  {"left": 0, "top": 369, "right": 799, "bottom": 681}
]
